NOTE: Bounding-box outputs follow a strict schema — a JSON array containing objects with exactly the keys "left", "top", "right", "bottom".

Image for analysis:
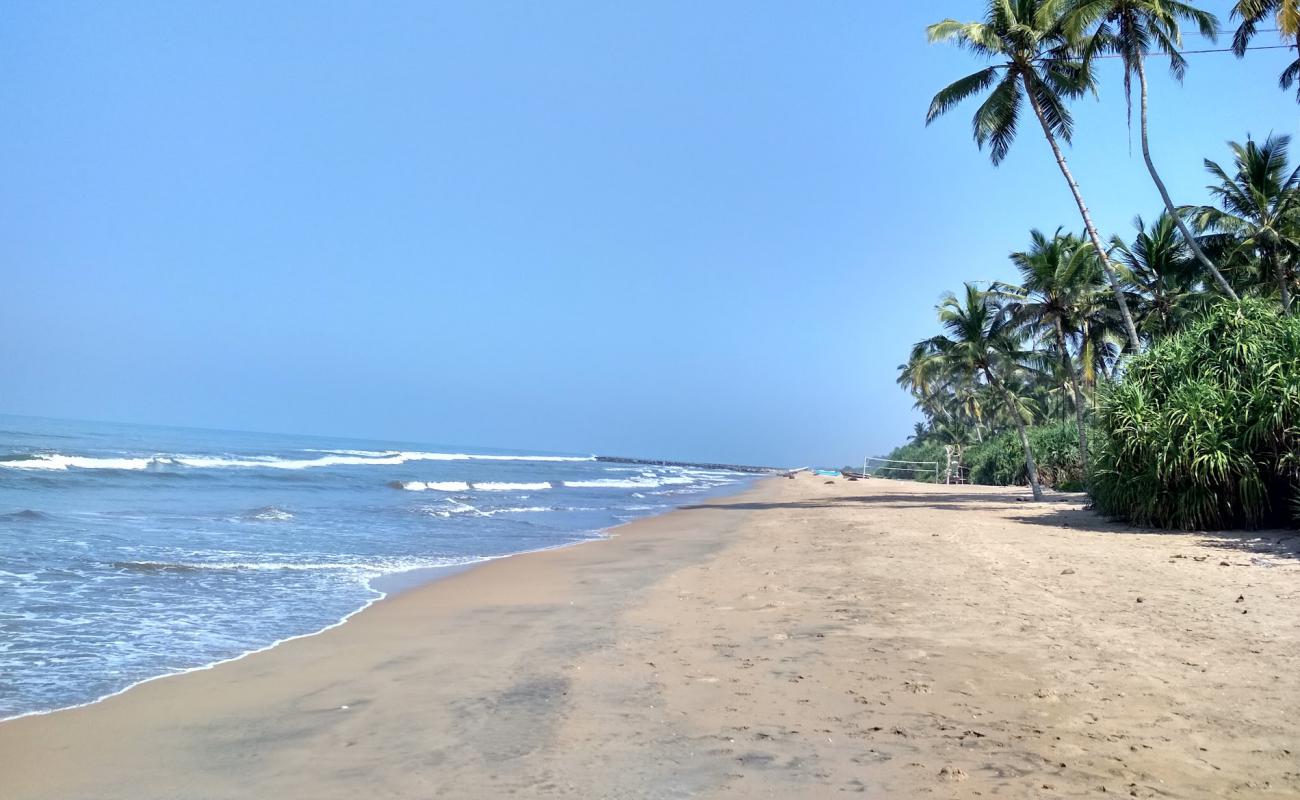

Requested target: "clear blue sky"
[{"left": 2, "top": 1, "right": 1295, "bottom": 466}]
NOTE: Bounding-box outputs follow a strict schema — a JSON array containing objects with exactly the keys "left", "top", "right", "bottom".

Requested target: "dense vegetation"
[
  {"left": 1091, "top": 301, "right": 1300, "bottom": 529},
  {"left": 882, "top": 0, "right": 1300, "bottom": 529},
  {"left": 880, "top": 422, "right": 1088, "bottom": 489},
  {"left": 966, "top": 423, "right": 1090, "bottom": 490}
]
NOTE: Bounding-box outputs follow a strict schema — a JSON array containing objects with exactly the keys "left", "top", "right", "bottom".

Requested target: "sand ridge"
[{"left": 1, "top": 475, "right": 1297, "bottom": 797}]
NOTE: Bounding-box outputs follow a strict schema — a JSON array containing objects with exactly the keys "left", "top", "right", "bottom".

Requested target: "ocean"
[{"left": 0, "top": 415, "right": 753, "bottom": 719}]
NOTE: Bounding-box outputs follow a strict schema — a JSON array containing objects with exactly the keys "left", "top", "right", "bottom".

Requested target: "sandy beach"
[{"left": 2, "top": 474, "right": 1298, "bottom": 798}]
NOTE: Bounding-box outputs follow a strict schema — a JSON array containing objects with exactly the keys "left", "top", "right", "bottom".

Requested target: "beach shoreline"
[
  {"left": 2, "top": 474, "right": 1297, "bottom": 798},
  {"left": 0, "top": 477, "right": 756, "bottom": 725}
]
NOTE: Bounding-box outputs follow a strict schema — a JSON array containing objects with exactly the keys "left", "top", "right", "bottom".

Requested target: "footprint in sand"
[{"left": 938, "top": 766, "right": 968, "bottom": 782}]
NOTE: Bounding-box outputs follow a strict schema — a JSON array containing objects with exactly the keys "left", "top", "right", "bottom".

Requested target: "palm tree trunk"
[
  {"left": 1022, "top": 74, "right": 1143, "bottom": 353},
  {"left": 1054, "top": 317, "right": 1089, "bottom": 479},
  {"left": 1135, "top": 57, "right": 1239, "bottom": 301},
  {"left": 983, "top": 366, "right": 1043, "bottom": 501}
]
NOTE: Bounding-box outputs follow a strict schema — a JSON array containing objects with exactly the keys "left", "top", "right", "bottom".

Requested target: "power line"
[
  {"left": 1091, "top": 43, "right": 1295, "bottom": 57},
  {"left": 1188, "top": 28, "right": 1280, "bottom": 37},
  {"left": 1040, "top": 43, "right": 1295, "bottom": 61}
]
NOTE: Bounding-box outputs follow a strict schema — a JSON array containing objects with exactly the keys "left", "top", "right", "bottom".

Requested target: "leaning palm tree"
[
  {"left": 1067, "top": 0, "right": 1240, "bottom": 300},
  {"left": 1185, "top": 134, "right": 1300, "bottom": 313},
  {"left": 926, "top": 0, "right": 1144, "bottom": 353},
  {"left": 1000, "top": 228, "right": 1100, "bottom": 474},
  {"left": 914, "top": 284, "right": 1045, "bottom": 500},
  {"left": 1112, "top": 212, "right": 1214, "bottom": 336},
  {"left": 1232, "top": 1, "right": 1300, "bottom": 100}
]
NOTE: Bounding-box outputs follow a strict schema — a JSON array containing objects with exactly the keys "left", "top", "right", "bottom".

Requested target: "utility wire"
[
  {"left": 1188, "top": 28, "right": 1280, "bottom": 37},
  {"left": 1092, "top": 43, "right": 1295, "bottom": 57},
  {"left": 1040, "top": 43, "right": 1295, "bottom": 61}
]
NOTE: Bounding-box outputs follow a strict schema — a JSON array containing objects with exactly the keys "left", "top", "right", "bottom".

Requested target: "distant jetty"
[{"left": 595, "top": 455, "right": 781, "bottom": 475}]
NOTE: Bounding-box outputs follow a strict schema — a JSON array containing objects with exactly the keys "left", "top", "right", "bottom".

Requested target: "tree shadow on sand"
[{"left": 684, "top": 488, "right": 1300, "bottom": 562}]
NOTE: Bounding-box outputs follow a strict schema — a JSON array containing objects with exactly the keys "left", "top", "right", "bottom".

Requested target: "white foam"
[
  {"left": 0, "top": 455, "right": 156, "bottom": 471},
  {"left": 417, "top": 499, "right": 486, "bottom": 518},
  {"left": 0, "top": 544, "right": 576, "bottom": 724},
  {"left": 1, "top": 450, "right": 594, "bottom": 472},
  {"left": 472, "top": 482, "right": 552, "bottom": 492},
  {"left": 119, "top": 560, "right": 388, "bottom": 572},
  {"left": 303, "top": 449, "right": 402, "bottom": 457},
  {"left": 250, "top": 507, "right": 294, "bottom": 521},
  {"left": 482, "top": 506, "right": 553, "bottom": 516},
  {"left": 402, "top": 452, "right": 591, "bottom": 463},
  {"left": 564, "top": 478, "right": 663, "bottom": 489},
  {"left": 396, "top": 481, "right": 471, "bottom": 492}
]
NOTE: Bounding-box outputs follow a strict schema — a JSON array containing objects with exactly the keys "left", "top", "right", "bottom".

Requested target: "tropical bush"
[
  {"left": 964, "top": 423, "right": 1089, "bottom": 490},
  {"left": 1091, "top": 300, "right": 1300, "bottom": 530},
  {"left": 893, "top": 3, "right": 1300, "bottom": 519}
]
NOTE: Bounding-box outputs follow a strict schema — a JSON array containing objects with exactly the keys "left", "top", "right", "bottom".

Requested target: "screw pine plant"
[{"left": 1091, "top": 299, "right": 1300, "bottom": 529}]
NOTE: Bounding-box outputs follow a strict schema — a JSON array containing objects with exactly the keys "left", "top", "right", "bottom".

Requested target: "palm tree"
[
  {"left": 1067, "top": 0, "right": 1240, "bottom": 301},
  {"left": 913, "top": 284, "right": 1045, "bottom": 500},
  {"left": 1232, "top": 1, "right": 1300, "bottom": 100},
  {"left": 1076, "top": 286, "right": 1125, "bottom": 386},
  {"left": 907, "top": 421, "right": 930, "bottom": 443},
  {"left": 1112, "top": 213, "right": 1213, "bottom": 336},
  {"left": 1000, "top": 228, "right": 1100, "bottom": 475},
  {"left": 1185, "top": 134, "right": 1300, "bottom": 313},
  {"left": 898, "top": 342, "right": 992, "bottom": 442},
  {"left": 926, "top": 0, "right": 1144, "bottom": 353}
]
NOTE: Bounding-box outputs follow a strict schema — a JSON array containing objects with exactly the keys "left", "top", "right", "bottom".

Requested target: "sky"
[{"left": 2, "top": 1, "right": 1296, "bottom": 466}]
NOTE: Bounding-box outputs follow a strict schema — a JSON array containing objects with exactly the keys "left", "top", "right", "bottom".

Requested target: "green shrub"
[
  {"left": 1091, "top": 300, "right": 1300, "bottom": 530},
  {"left": 964, "top": 422, "right": 1088, "bottom": 489}
]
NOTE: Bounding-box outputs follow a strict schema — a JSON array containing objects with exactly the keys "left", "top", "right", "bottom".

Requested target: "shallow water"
[{"left": 0, "top": 415, "right": 751, "bottom": 718}]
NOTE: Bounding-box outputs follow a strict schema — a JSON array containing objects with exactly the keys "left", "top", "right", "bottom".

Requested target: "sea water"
[{"left": 0, "top": 415, "right": 752, "bottom": 719}]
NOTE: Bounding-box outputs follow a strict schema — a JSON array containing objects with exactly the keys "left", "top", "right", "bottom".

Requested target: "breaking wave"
[
  {"left": 564, "top": 478, "right": 664, "bottom": 489},
  {"left": 393, "top": 480, "right": 552, "bottom": 492},
  {"left": 243, "top": 506, "right": 295, "bottom": 522},
  {"left": 472, "top": 482, "right": 552, "bottom": 492},
  {"left": 391, "top": 480, "right": 472, "bottom": 492},
  {"left": 0, "top": 450, "right": 594, "bottom": 472},
  {"left": 108, "top": 555, "right": 480, "bottom": 575},
  {"left": 415, "top": 502, "right": 558, "bottom": 518}
]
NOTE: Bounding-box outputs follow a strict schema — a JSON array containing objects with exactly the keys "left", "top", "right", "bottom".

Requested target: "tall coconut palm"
[
  {"left": 1232, "top": 1, "right": 1300, "bottom": 99},
  {"left": 926, "top": 0, "right": 1144, "bottom": 353},
  {"left": 1185, "top": 134, "right": 1300, "bottom": 313},
  {"left": 1000, "top": 228, "right": 1100, "bottom": 475},
  {"left": 1067, "top": 0, "right": 1240, "bottom": 301},
  {"left": 1076, "top": 288, "right": 1126, "bottom": 386},
  {"left": 898, "top": 341, "right": 993, "bottom": 442},
  {"left": 913, "top": 284, "right": 1045, "bottom": 500},
  {"left": 1112, "top": 212, "right": 1213, "bottom": 336}
]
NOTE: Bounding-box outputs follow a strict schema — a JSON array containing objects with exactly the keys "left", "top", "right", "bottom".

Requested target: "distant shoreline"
[{"left": 595, "top": 454, "right": 782, "bottom": 474}]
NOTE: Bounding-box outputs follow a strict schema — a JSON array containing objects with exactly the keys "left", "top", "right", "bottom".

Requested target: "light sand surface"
[{"left": 2, "top": 475, "right": 1298, "bottom": 798}]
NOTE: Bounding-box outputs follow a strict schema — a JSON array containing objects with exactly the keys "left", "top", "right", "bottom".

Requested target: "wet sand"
[{"left": 2, "top": 474, "right": 1298, "bottom": 798}]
